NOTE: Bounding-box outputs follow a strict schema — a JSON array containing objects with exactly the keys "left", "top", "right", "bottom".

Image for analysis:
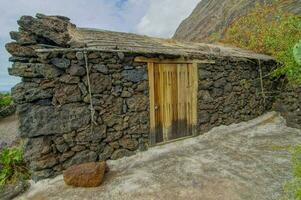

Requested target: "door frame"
[
  {"left": 134, "top": 57, "right": 215, "bottom": 146},
  {"left": 147, "top": 61, "right": 198, "bottom": 146}
]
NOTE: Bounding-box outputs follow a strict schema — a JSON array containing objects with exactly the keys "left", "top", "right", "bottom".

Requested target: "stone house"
[{"left": 6, "top": 14, "right": 295, "bottom": 180}]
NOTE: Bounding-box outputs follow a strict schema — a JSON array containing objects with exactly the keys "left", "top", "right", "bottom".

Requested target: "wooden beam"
[
  {"left": 147, "top": 62, "right": 156, "bottom": 145},
  {"left": 134, "top": 56, "right": 215, "bottom": 64}
]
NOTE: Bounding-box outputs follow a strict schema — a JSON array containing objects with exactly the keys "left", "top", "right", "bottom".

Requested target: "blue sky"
[{"left": 0, "top": 0, "right": 200, "bottom": 92}]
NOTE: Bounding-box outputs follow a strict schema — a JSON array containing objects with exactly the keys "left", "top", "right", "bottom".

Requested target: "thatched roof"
[{"left": 38, "top": 27, "right": 275, "bottom": 61}]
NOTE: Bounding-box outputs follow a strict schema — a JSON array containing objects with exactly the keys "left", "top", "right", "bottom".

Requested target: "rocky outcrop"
[
  {"left": 173, "top": 0, "right": 301, "bottom": 42},
  {"left": 63, "top": 162, "right": 107, "bottom": 187}
]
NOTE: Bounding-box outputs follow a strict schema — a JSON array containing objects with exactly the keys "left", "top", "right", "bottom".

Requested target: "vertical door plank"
[
  {"left": 185, "top": 64, "right": 190, "bottom": 137},
  {"left": 176, "top": 65, "right": 181, "bottom": 139},
  {"left": 171, "top": 65, "right": 178, "bottom": 139},
  {"left": 177, "top": 64, "right": 185, "bottom": 138},
  {"left": 191, "top": 63, "right": 198, "bottom": 136},
  {"left": 184, "top": 64, "right": 189, "bottom": 137},
  {"left": 164, "top": 64, "right": 173, "bottom": 141},
  {"left": 165, "top": 65, "right": 170, "bottom": 140},
  {"left": 178, "top": 64, "right": 184, "bottom": 137},
  {"left": 147, "top": 62, "right": 156, "bottom": 145},
  {"left": 159, "top": 64, "right": 167, "bottom": 142},
  {"left": 154, "top": 64, "right": 163, "bottom": 143}
]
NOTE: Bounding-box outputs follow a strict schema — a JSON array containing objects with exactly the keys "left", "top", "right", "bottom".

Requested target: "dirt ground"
[
  {"left": 16, "top": 112, "right": 301, "bottom": 200},
  {"left": 0, "top": 114, "right": 19, "bottom": 147}
]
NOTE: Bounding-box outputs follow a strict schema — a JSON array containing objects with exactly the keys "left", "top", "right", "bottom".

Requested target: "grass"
[
  {"left": 282, "top": 146, "right": 301, "bottom": 200},
  {"left": 0, "top": 147, "right": 30, "bottom": 187},
  {"left": 0, "top": 93, "right": 12, "bottom": 108}
]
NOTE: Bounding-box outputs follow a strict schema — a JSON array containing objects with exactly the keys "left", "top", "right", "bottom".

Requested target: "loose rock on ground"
[{"left": 63, "top": 162, "right": 107, "bottom": 187}]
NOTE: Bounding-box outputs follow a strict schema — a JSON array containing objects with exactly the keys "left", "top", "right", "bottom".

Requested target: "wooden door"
[{"left": 148, "top": 62, "right": 198, "bottom": 145}]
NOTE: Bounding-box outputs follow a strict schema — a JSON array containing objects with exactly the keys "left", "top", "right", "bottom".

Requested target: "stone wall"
[
  {"left": 5, "top": 14, "right": 149, "bottom": 180},
  {"left": 273, "top": 84, "right": 301, "bottom": 129},
  {"left": 10, "top": 50, "right": 149, "bottom": 180},
  {"left": 197, "top": 58, "right": 278, "bottom": 133}
]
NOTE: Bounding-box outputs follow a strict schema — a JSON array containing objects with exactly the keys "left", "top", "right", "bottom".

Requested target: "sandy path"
[
  {"left": 16, "top": 112, "right": 301, "bottom": 200},
  {"left": 0, "top": 114, "right": 19, "bottom": 147}
]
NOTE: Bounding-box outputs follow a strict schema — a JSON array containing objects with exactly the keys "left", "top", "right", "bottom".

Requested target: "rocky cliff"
[{"left": 173, "top": 0, "right": 301, "bottom": 43}]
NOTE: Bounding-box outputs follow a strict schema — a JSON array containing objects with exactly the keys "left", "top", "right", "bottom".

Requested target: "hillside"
[{"left": 173, "top": 0, "right": 301, "bottom": 43}]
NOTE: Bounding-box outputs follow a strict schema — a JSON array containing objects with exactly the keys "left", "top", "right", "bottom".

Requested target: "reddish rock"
[{"left": 63, "top": 162, "right": 107, "bottom": 187}]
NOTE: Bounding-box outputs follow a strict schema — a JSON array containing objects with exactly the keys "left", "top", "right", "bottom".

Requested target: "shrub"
[
  {"left": 0, "top": 147, "right": 30, "bottom": 186},
  {"left": 222, "top": 0, "right": 301, "bottom": 84},
  {"left": 0, "top": 93, "right": 12, "bottom": 108}
]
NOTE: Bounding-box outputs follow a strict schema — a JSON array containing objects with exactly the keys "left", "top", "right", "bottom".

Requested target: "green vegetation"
[
  {"left": 0, "top": 147, "right": 30, "bottom": 186},
  {"left": 282, "top": 146, "right": 301, "bottom": 200},
  {"left": 294, "top": 40, "right": 301, "bottom": 65},
  {"left": 222, "top": 0, "right": 301, "bottom": 84},
  {"left": 223, "top": 3, "right": 301, "bottom": 196},
  {"left": 0, "top": 93, "right": 12, "bottom": 108}
]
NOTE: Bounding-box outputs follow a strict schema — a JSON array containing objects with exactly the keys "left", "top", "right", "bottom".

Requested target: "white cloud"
[
  {"left": 0, "top": 0, "right": 152, "bottom": 45},
  {"left": 136, "top": 0, "right": 200, "bottom": 37}
]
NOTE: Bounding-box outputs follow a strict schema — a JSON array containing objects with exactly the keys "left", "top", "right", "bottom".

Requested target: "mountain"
[{"left": 173, "top": 0, "right": 301, "bottom": 43}]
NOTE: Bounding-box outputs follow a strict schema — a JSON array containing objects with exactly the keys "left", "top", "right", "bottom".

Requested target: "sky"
[{"left": 0, "top": 0, "right": 200, "bottom": 92}]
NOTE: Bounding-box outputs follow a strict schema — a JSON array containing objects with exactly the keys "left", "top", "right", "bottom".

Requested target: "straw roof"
[{"left": 38, "top": 27, "right": 275, "bottom": 61}]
